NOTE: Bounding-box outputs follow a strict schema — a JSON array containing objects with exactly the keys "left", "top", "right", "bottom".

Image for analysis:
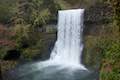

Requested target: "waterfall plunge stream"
[
  {"left": 50, "top": 9, "right": 86, "bottom": 69},
  {"left": 6, "top": 9, "right": 99, "bottom": 80}
]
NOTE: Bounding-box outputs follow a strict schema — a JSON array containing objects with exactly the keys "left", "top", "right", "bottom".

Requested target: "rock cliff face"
[
  {"left": 67, "top": 0, "right": 112, "bottom": 22},
  {"left": 85, "top": 3, "right": 112, "bottom": 23},
  {"left": 83, "top": 2, "right": 112, "bottom": 35}
]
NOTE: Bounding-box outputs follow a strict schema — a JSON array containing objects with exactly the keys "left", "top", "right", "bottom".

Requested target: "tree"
[
  {"left": 13, "top": 0, "right": 71, "bottom": 27},
  {"left": 0, "top": 0, "right": 16, "bottom": 24},
  {"left": 30, "top": 0, "right": 71, "bottom": 27},
  {"left": 107, "top": 0, "right": 120, "bottom": 25},
  {"left": 12, "top": 0, "right": 33, "bottom": 25}
]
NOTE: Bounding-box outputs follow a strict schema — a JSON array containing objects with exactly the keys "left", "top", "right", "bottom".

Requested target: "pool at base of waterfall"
[{"left": 7, "top": 64, "right": 98, "bottom": 80}]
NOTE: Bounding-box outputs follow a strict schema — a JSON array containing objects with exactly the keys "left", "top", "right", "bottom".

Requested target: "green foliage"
[
  {"left": 0, "top": 0, "right": 16, "bottom": 23},
  {"left": 13, "top": 24, "right": 40, "bottom": 49},
  {"left": 11, "top": 24, "right": 56, "bottom": 60},
  {"left": 30, "top": 0, "right": 70, "bottom": 26},
  {"left": 99, "top": 1, "right": 120, "bottom": 79},
  {"left": 64, "top": 0, "right": 100, "bottom": 8},
  {"left": 12, "top": 0, "right": 32, "bottom": 24},
  {"left": 11, "top": 24, "right": 36, "bottom": 60},
  {"left": 32, "top": 8, "right": 51, "bottom": 26},
  {"left": 98, "top": 26, "right": 120, "bottom": 80},
  {"left": 23, "top": 48, "right": 40, "bottom": 60},
  {"left": 0, "top": 48, "right": 7, "bottom": 59},
  {"left": 107, "top": 0, "right": 120, "bottom": 25},
  {"left": 100, "top": 71, "right": 120, "bottom": 80},
  {"left": 100, "top": 41, "right": 120, "bottom": 80},
  {"left": 1, "top": 0, "right": 73, "bottom": 61},
  {"left": 83, "top": 36, "right": 102, "bottom": 69},
  {"left": 22, "top": 39, "right": 43, "bottom": 60},
  {"left": 13, "top": 0, "right": 70, "bottom": 27}
]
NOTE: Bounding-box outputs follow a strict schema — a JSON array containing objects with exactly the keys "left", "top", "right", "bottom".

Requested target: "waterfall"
[
  {"left": 49, "top": 9, "right": 86, "bottom": 70},
  {"left": 7, "top": 9, "right": 91, "bottom": 80}
]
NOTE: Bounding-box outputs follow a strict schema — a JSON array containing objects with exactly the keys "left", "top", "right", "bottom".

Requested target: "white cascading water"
[{"left": 49, "top": 9, "right": 87, "bottom": 70}]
